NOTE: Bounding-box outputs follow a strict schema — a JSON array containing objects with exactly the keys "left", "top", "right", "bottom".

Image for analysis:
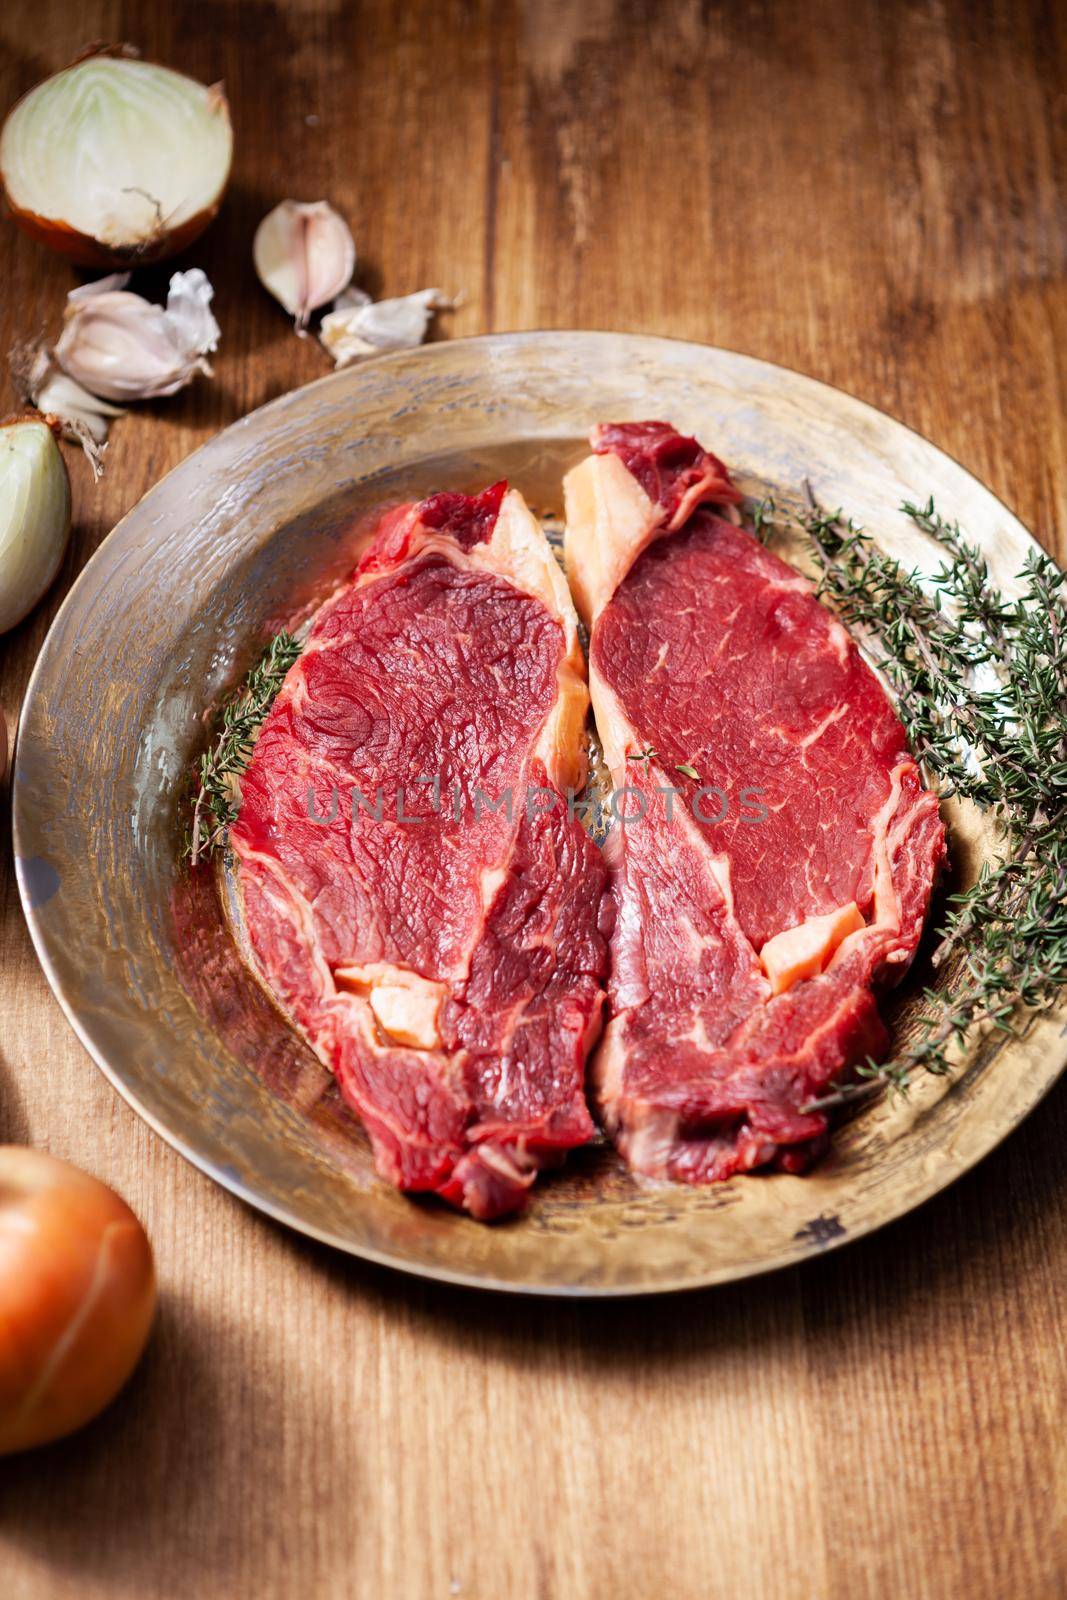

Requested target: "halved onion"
[
  {"left": 0, "top": 49, "right": 232, "bottom": 269},
  {"left": 0, "top": 417, "right": 71, "bottom": 635}
]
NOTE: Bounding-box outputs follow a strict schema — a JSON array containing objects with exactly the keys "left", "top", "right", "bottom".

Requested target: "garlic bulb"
[
  {"left": 253, "top": 201, "right": 356, "bottom": 328},
  {"left": 55, "top": 269, "right": 220, "bottom": 401},
  {"left": 0, "top": 418, "right": 71, "bottom": 634},
  {"left": 320, "top": 289, "right": 452, "bottom": 368}
]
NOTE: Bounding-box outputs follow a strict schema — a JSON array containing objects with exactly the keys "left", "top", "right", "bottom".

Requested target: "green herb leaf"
[
  {"left": 187, "top": 629, "right": 303, "bottom": 866},
  {"left": 785, "top": 493, "right": 1067, "bottom": 1109},
  {"left": 753, "top": 495, "right": 776, "bottom": 545}
]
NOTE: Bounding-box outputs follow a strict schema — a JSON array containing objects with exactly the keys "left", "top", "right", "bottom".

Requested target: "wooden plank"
[{"left": 1, "top": 1, "right": 1065, "bottom": 1596}]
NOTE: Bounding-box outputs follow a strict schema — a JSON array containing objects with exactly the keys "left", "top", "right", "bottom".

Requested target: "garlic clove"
[
  {"left": 11, "top": 348, "right": 122, "bottom": 479},
  {"left": 0, "top": 417, "right": 71, "bottom": 634},
  {"left": 319, "top": 289, "right": 453, "bottom": 368},
  {"left": 33, "top": 366, "right": 124, "bottom": 445},
  {"left": 253, "top": 201, "right": 356, "bottom": 329},
  {"left": 56, "top": 292, "right": 178, "bottom": 400},
  {"left": 54, "top": 268, "right": 219, "bottom": 402}
]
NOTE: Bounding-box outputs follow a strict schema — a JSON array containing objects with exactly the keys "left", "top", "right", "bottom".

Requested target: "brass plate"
[{"left": 13, "top": 332, "right": 1066, "bottom": 1295}]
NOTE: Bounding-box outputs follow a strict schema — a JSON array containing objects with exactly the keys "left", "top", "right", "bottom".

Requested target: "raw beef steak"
[
  {"left": 231, "top": 484, "right": 607, "bottom": 1219},
  {"left": 564, "top": 423, "right": 945, "bottom": 1184}
]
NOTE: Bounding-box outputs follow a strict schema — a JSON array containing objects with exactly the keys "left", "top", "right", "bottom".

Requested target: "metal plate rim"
[{"left": 12, "top": 330, "right": 1064, "bottom": 1296}]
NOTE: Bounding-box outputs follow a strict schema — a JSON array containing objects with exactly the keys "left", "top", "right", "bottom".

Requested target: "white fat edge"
[
  {"left": 457, "top": 487, "right": 590, "bottom": 793},
  {"left": 369, "top": 983, "right": 443, "bottom": 1050},
  {"left": 589, "top": 1014, "right": 630, "bottom": 1125},
  {"left": 333, "top": 961, "right": 449, "bottom": 1051},
  {"left": 621, "top": 1105, "right": 679, "bottom": 1180},
  {"left": 821, "top": 763, "right": 911, "bottom": 971},
  {"left": 586, "top": 658, "right": 632, "bottom": 776},
  {"left": 668, "top": 805, "right": 766, "bottom": 986},
  {"left": 562, "top": 451, "right": 657, "bottom": 629},
  {"left": 480, "top": 863, "right": 507, "bottom": 908},
  {"left": 759, "top": 902, "right": 865, "bottom": 994},
  {"left": 485, "top": 488, "right": 579, "bottom": 629},
  {"left": 475, "top": 1142, "right": 531, "bottom": 1180},
  {"left": 231, "top": 843, "right": 337, "bottom": 999}
]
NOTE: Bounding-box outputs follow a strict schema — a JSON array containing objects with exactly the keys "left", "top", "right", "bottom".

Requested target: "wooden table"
[{"left": 2, "top": 2, "right": 1065, "bottom": 1595}]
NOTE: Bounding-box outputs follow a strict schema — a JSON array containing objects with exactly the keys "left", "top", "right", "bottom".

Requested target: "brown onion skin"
[
  {"left": 0, "top": 1147, "right": 156, "bottom": 1454},
  {"left": 3, "top": 196, "right": 226, "bottom": 270}
]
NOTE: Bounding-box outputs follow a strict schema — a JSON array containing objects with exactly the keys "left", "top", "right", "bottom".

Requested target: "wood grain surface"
[{"left": 1, "top": 1, "right": 1065, "bottom": 1596}]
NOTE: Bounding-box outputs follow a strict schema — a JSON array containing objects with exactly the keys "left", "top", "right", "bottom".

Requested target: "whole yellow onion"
[{"left": 0, "top": 1148, "right": 156, "bottom": 1454}]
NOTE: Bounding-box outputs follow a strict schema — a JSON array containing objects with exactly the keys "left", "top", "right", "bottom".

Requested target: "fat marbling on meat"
[
  {"left": 564, "top": 422, "right": 945, "bottom": 1184},
  {"left": 231, "top": 483, "right": 608, "bottom": 1220}
]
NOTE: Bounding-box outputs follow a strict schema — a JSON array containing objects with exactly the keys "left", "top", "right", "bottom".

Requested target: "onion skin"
[
  {"left": 4, "top": 199, "right": 226, "bottom": 272},
  {"left": 0, "top": 1148, "right": 156, "bottom": 1455}
]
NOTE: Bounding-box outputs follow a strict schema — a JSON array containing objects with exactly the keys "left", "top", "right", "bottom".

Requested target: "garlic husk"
[
  {"left": 332, "top": 286, "right": 373, "bottom": 313},
  {"left": 319, "top": 289, "right": 453, "bottom": 368},
  {"left": 0, "top": 418, "right": 71, "bottom": 634},
  {"left": 11, "top": 349, "right": 120, "bottom": 480},
  {"left": 254, "top": 201, "right": 356, "bottom": 328},
  {"left": 32, "top": 365, "right": 123, "bottom": 446},
  {"left": 55, "top": 268, "right": 220, "bottom": 401},
  {"left": 67, "top": 271, "right": 132, "bottom": 302},
  {"left": 0, "top": 51, "right": 232, "bottom": 270}
]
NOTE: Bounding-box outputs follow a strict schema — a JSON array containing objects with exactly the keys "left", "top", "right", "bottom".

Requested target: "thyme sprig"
[
  {"left": 187, "top": 630, "right": 302, "bottom": 867},
  {"left": 752, "top": 491, "right": 1067, "bottom": 1108}
]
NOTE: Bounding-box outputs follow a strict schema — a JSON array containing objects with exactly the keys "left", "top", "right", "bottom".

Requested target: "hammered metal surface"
[{"left": 12, "top": 332, "right": 1067, "bottom": 1294}]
